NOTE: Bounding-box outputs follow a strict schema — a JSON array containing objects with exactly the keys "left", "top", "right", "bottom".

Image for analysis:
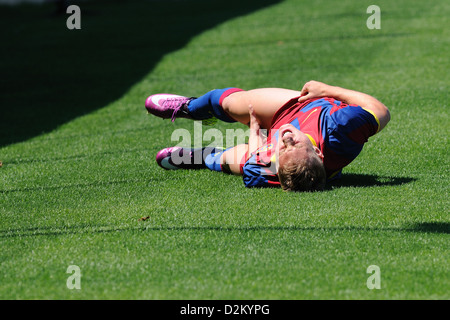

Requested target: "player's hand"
[
  {"left": 298, "top": 80, "right": 330, "bottom": 103},
  {"left": 248, "top": 104, "right": 266, "bottom": 154},
  {"left": 248, "top": 104, "right": 260, "bottom": 131}
]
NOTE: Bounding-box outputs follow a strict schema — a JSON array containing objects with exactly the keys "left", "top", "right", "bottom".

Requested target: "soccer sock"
[
  {"left": 204, "top": 150, "right": 224, "bottom": 172},
  {"left": 182, "top": 147, "right": 224, "bottom": 170},
  {"left": 203, "top": 147, "right": 234, "bottom": 172},
  {"left": 187, "top": 88, "right": 242, "bottom": 123}
]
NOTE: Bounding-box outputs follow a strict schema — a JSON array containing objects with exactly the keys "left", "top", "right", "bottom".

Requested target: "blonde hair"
[{"left": 278, "top": 153, "right": 326, "bottom": 192}]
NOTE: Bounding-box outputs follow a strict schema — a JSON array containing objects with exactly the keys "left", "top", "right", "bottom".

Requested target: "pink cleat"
[
  {"left": 156, "top": 147, "right": 184, "bottom": 170},
  {"left": 156, "top": 147, "right": 216, "bottom": 170},
  {"left": 145, "top": 94, "right": 194, "bottom": 122}
]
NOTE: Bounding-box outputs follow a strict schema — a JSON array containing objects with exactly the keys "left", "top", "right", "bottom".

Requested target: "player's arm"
[
  {"left": 248, "top": 104, "right": 267, "bottom": 154},
  {"left": 298, "top": 81, "right": 390, "bottom": 131},
  {"left": 219, "top": 105, "right": 269, "bottom": 177}
]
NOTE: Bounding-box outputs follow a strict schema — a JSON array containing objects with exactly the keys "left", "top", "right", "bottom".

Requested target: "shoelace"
[
  {"left": 162, "top": 97, "right": 218, "bottom": 125},
  {"left": 161, "top": 98, "right": 189, "bottom": 122}
]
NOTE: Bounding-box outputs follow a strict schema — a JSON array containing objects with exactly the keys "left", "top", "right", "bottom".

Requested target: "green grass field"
[{"left": 0, "top": 0, "right": 448, "bottom": 300}]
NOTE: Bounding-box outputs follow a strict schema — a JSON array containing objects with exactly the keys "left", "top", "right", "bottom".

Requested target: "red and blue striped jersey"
[{"left": 242, "top": 97, "right": 380, "bottom": 188}]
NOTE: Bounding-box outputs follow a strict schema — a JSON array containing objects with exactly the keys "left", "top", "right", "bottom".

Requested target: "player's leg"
[
  {"left": 217, "top": 144, "right": 248, "bottom": 175},
  {"left": 145, "top": 88, "right": 241, "bottom": 123},
  {"left": 156, "top": 144, "right": 248, "bottom": 176},
  {"left": 221, "top": 88, "right": 302, "bottom": 129},
  {"left": 195, "top": 144, "right": 248, "bottom": 175},
  {"left": 156, "top": 146, "right": 222, "bottom": 170},
  {"left": 145, "top": 87, "right": 301, "bottom": 128}
]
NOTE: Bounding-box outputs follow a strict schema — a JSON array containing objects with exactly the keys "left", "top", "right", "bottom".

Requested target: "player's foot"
[
  {"left": 145, "top": 94, "right": 195, "bottom": 122},
  {"left": 156, "top": 147, "right": 206, "bottom": 170}
]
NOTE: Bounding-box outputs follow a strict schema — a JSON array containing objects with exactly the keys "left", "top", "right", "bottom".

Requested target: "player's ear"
[{"left": 313, "top": 146, "right": 324, "bottom": 160}]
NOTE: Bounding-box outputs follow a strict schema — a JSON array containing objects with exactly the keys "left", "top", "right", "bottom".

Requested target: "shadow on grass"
[
  {"left": 2, "top": 222, "right": 448, "bottom": 239},
  {"left": 326, "top": 173, "right": 417, "bottom": 189},
  {"left": 0, "top": 172, "right": 416, "bottom": 194},
  {"left": 0, "top": 0, "right": 281, "bottom": 147},
  {"left": 405, "top": 222, "right": 450, "bottom": 234}
]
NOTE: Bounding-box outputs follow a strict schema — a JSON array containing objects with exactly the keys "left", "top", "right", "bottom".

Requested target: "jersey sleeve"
[
  {"left": 242, "top": 150, "right": 280, "bottom": 188},
  {"left": 328, "top": 102, "right": 380, "bottom": 145},
  {"left": 323, "top": 101, "right": 381, "bottom": 176}
]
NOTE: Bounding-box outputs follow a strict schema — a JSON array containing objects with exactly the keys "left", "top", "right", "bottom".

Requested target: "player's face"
[{"left": 276, "top": 124, "right": 323, "bottom": 168}]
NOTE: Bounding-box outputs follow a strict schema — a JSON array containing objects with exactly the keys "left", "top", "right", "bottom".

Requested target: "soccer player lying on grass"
[{"left": 145, "top": 81, "right": 390, "bottom": 192}]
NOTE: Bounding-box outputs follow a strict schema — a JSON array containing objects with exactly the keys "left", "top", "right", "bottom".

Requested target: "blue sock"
[
  {"left": 204, "top": 150, "right": 224, "bottom": 171},
  {"left": 187, "top": 88, "right": 238, "bottom": 123},
  {"left": 204, "top": 147, "right": 234, "bottom": 172}
]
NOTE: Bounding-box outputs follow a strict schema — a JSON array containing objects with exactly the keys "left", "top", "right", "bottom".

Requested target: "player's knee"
[
  {"left": 221, "top": 144, "right": 248, "bottom": 175},
  {"left": 221, "top": 91, "right": 252, "bottom": 125},
  {"left": 384, "top": 106, "right": 391, "bottom": 124},
  {"left": 378, "top": 105, "right": 391, "bottom": 130},
  {"left": 278, "top": 154, "right": 326, "bottom": 192},
  {"left": 222, "top": 91, "right": 247, "bottom": 112}
]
